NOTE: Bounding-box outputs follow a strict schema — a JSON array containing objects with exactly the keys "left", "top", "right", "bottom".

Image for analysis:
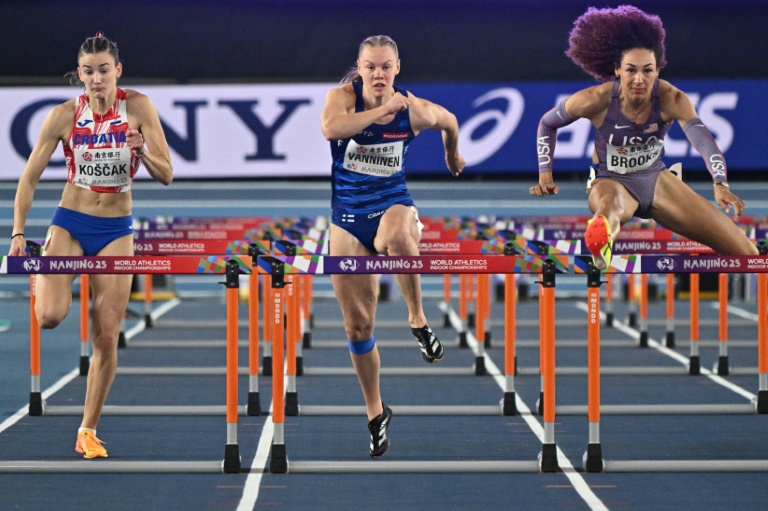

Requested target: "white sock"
[{"left": 78, "top": 427, "right": 96, "bottom": 435}]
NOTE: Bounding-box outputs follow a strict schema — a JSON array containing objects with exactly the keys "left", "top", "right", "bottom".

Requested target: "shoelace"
[{"left": 79, "top": 433, "right": 106, "bottom": 451}]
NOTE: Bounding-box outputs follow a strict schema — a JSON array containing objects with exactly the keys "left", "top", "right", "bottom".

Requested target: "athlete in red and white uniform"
[
  {"left": 9, "top": 33, "right": 173, "bottom": 458},
  {"left": 65, "top": 87, "right": 140, "bottom": 193}
]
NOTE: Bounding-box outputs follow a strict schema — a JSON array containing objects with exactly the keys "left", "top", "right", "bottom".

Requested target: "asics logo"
[
  {"left": 458, "top": 87, "right": 524, "bottom": 166},
  {"left": 77, "top": 119, "right": 94, "bottom": 127}
]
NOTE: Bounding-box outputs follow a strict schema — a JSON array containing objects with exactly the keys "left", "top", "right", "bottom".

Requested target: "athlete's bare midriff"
[{"left": 59, "top": 182, "right": 132, "bottom": 217}]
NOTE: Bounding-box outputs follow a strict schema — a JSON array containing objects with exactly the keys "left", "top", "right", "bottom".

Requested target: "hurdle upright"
[
  {"left": 572, "top": 253, "right": 768, "bottom": 472},
  {"left": 259, "top": 253, "right": 568, "bottom": 474},
  {"left": 0, "top": 254, "right": 251, "bottom": 474}
]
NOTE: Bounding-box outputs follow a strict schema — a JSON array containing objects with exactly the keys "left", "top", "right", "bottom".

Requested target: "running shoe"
[
  {"left": 368, "top": 404, "right": 392, "bottom": 458},
  {"left": 585, "top": 215, "right": 613, "bottom": 271},
  {"left": 412, "top": 324, "right": 444, "bottom": 363},
  {"left": 75, "top": 430, "right": 108, "bottom": 459}
]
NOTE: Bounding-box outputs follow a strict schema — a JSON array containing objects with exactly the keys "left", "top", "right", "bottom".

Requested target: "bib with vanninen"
[{"left": 343, "top": 139, "right": 405, "bottom": 177}]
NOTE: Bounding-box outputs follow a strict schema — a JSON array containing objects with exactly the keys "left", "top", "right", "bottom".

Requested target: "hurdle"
[
  {"left": 38, "top": 237, "right": 267, "bottom": 418},
  {"left": 1, "top": 254, "right": 250, "bottom": 473},
  {"left": 298, "top": 236, "right": 497, "bottom": 377},
  {"left": 288, "top": 238, "right": 544, "bottom": 386},
  {"left": 569, "top": 253, "right": 768, "bottom": 472},
  {"left": 260, "top": 253, "right": 568, "bottom": 474}
]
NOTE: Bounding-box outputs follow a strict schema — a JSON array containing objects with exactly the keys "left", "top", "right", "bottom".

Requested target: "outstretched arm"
[
  {"left": 10, "top": 103, "right": 71, "bottom": 255},
  {"left": 409, "top": 94, "right": 464, "bottom": 177},
  {"left": 661, "top": 81, "right": 744, "bottom": 215},
  {"left": 531, "top": 101, "right": 574, "bottom": 196},
  {"left": 532, "top": 85, "right": 609, "bottom": 197},
  {"left": 127, "top": 92, "right": 173, "bottom": 186}
]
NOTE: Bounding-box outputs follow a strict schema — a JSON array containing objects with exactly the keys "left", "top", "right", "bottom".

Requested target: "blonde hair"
[{"left": 341, "top": 35, "right": 399, "bottom": 84}]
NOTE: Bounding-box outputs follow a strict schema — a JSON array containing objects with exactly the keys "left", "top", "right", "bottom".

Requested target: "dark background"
[{"left": 2, "top": 0, "right": 767, "bottom": 85}]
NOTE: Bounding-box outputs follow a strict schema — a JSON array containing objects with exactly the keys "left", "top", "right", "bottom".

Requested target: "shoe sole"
[
  {"left": 370, "top": 441, "right": 390, "bottom": 459},
  {"left": 75, "top": 443, "right": 108, "bottom": 458},
  {"left": 369, "top": 407, "right": 393, "bottom": 459},
  {"left": 421, "top": 350, "right": 444, "bottom": 363},
  {"left": 585, "top": 215, "right": 611, "bottom": 270}
]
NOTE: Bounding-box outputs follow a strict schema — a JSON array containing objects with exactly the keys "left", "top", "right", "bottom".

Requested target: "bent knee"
[
  {"left": 91, "top": 332, "right": 119, "bottom": 352},
  {"left": 344, "top": 324, "right": 374, "bottom": 342},
  {"left": 35, "top": 307, "right": 68, "bottom": 329},
  {"left": 377, "top": 230, "right": 415, "bottom": 254}
]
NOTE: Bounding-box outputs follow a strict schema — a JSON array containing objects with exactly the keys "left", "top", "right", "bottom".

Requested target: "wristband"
[
  {"left": 11, "top": 233, "right": 24, "bottom": 239},
  {"left": 714, "top": 182, "right": 729, "bottom": 189}
]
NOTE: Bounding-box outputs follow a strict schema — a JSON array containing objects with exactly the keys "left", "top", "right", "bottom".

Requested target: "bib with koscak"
[{"left": 64, "top": 88, "right": 140, "bottom": 193}]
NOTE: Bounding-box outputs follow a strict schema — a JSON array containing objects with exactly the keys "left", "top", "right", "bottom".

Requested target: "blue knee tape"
[{"left": 348, "top": 336, "right": 376, "bottom": 355}]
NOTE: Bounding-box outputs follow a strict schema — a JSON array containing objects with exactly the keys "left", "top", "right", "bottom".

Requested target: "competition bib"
[
  {"left": 606, "top": 139, "right": 664, "bottom": 174},
  {"left": 343, "top": 139, "right": 404, "bottom": 177},
  {"left": 72, "top": 147, "right": 133, "bottom": 190}
]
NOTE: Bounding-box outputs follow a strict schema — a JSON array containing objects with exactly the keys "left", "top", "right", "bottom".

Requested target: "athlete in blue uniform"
[
  {"left": 530, "top": 6, "right": 757, "bottom": 269},
  {"left": 321, "top": 35, "right": 464, "bottom": 458},
  {"left": 9, "top": 33, "right": 173, "bottom": 458}
]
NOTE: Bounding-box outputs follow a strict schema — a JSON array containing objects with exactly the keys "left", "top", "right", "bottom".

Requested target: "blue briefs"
[
  {"left": 50, "top": 207, "right": 133, "bottom": 256},
  {"left": 331, "top": 201, "right": 414, "bottom": 253},
  {"left": 331, "top": 208, "right": 388, "bottom": 253}
]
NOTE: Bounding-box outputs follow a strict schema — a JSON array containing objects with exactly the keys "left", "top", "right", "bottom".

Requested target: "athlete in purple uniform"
[
  {"left": 321, "top": 35, "right": 464, "bottom": 458},
  {"left": 9, "top": 33, "right": 173, "bottom": 458},
  {"left": 530, "top": 5, "right": 757, "bottom": 269}
]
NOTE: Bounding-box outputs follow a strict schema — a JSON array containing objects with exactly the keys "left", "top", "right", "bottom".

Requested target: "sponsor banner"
[
  {"left": 403, "top": 79, "right": 767, "bottom": 175},
  {"left": 261, "top": 255, "right": 570, "bottom": 275},
  {"left": 133, "top": 240, "right": 251, "bottom": 255},
  {"left": 0, "top": 84, "right": 335, "bottom": 181},
  {"left": 1, "top": 79, "right": 765, "bottom": 180},
  {"left": 0, "top": 255, "right": 251, "bottom": 274},
  {"left": 134, "top": 228, "right": 251, "bottom": 241},
  {"left": 641, "top": 255, "right": 768, "bottom": 273}
]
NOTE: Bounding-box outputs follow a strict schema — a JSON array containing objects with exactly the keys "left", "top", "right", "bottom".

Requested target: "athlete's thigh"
[
  {"left": 588, "top": 177, "right": 638, "bottom": 225},
  {"left": 376, "top": 205, "right": 420, "bottom": 243},
  {"left": 36, "top": 225, "right": 81, "bottom": 309},
  {"left": 330, "top": 224, "right": 378, "bottom": 324},
  {"left": 650, "top": 172, "right": 753, "bottom": 253}
]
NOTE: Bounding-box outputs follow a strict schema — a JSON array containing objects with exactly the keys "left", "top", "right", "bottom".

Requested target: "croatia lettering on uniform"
[{"left": 65, "top": 88, "right": 138, "bottom": 193}]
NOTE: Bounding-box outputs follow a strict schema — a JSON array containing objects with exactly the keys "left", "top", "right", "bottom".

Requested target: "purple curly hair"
[{"left": 566, "top": 5, "right": 667, "bottom": 82}]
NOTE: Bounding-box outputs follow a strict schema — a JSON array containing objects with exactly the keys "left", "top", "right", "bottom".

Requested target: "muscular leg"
[
  {"left": 330, "top": 224, "right": 383, "bottom": 421},
  {"left": 35, "top": 226, "right": 80, "bottom": 328},
  {"left": 374, "top": 205, "right": 427, "bottom": 329},
  {"left": 80, "top": 235, "right": 133, "bottom": 430},
  {"left": 649, "top": 171, "right": 757, "bottom": 255},
  {"left": 587, "top": 178, "right": 639, "bottom": 237}
]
